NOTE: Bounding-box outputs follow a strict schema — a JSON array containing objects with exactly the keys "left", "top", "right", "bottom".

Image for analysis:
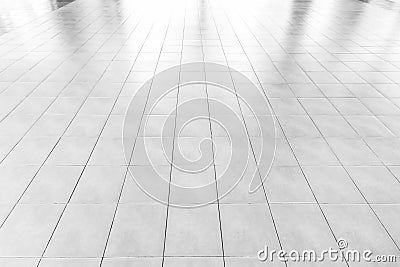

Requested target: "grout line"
[
  {"left": 0, "top": 10, "right": 127, "bottom": 164},
  {"left": 35, "top": 17, "right": 150, "bottom": 267},
  {"left": 0, "top": 11, "right": 142, "bottom": 232},
  {"left": 99, "top": 13, "right": 173, "bottom": 267},
  {"left": 198, "top": 1, "right": 226, "bottom": 265},
  {"left": 219, "top": 1, "right": 353, "bottom": 266},
  {"left": 208, "top": 1, "right": 288, "bottom": 266},
  {"left": 161, "top": 3, "right": 187, "bottom": 265},
  {"left": 240, "top": 0, "right": 400, "bottom": 255}
]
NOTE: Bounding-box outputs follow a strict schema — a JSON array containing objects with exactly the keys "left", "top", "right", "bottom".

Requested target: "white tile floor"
[{"left": 1, "top": 0, "right": 400, "bottom": 266}]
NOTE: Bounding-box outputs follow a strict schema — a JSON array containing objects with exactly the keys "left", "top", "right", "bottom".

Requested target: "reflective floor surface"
[{"left": 1, "top": 0, "right": 400, "bottom": 266}]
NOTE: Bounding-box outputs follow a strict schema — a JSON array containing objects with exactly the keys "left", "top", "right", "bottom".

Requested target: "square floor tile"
[
  {"left": 105, "top": 204, "right": 166, "bottom": 257},
  {"left": 2, "top": 136, "right": 58, "bottom": 165},
  {"left": 101, "top": 257, "right": 162, "bottom": 267},
  {"left": 217, "top": 159, "right": 267, "bottom": 204},
  {"left": 266, "top": 166, "right": 315, "bottom": 203},
  {"left": 45, "top": 204, "right": 115, "bottom": 257},
  {"left": 307, "top": 72, "right": 339, "bottom": 84},
  {"left": 360, "top": 98, "right": 400, "bottom": 116},
  {"left": 163, "top": 257, "right": 223, "bottom": 267},
  {"left": 21, "top": 165, "right": 83, "bottom": 204},
  {"left": 322, "top": 204, "right": 399, "bottom": 255},
  {"left": 271, "top": 203, "right": 337, "bottom": 252},
  {"left": 299, "top": 98, "right": 339, "bottom": 115},
  {"left": 0, "top": 204, "right": 64, "bottom": 256},
  {"left": 326, "top": 138, "right": 381, "bottom": 166},
  {"left": 345, "top": 116, "right": 394, "bottom": 137},
  {"left": 289, "top": 138, "right": 339, "bottom": 166},
  {"left": 364, "top": 138, "right": 400, "bottom": 165},
  {"left": 317, "top": 84, "right": 353, "bottom": 97},
  {"left": 312, "top": 115, "right": 357, "bottom": 138},
  {"left": 70, "top": 166, "right": 126, "bottom": 204},
  {"left": 302, "top": 166, "right": 365, "bottom": 204},
  {"left": 39, "top": 258, "right": 101, "bottom": 267},
  {"left": 0, "top": 165, "right": 39, "bottom": 204},
  {"left": 270, "top": 98, "right": 306, "bottom": 115},
  {"left": 220, "top": 204, "right": 281, "bottom": 256},
  {"left": 289, "top": 84, "right": 324, "bottom": 97},
  {"left": 0, "top": 258, "right": 39, "bottom": 267},
  {"left": 372, "top": 204, "right": 400, "bottom": 246},
  {"left": 88, "top": 138, "right": 126, "bottom": 165},
  {"left": 225, "top": 257, "right": 285, "bottom": 266},
  {"left": 346, "top": 166, "right": 400, "bottom": 204},
  {"left": 379, "top": 116, "right": 400, "bottom": 137},
  {"left": 65, "top": 115, "right": 107, "bottom": 138},
  {"left": 330, "top": 98, "right": 372, "bottom": 115},
  {"left": 345, "top": 84, "right": 382, "bottom": 98},
  {"left": 46, "top": 137, "right": 98, "bottom": 165},
  {"left": 278, "top": 116, "right": 321, "bottom": 138},
  {"left": 165, "top": 205, "right": 223, "bottom": 256}
]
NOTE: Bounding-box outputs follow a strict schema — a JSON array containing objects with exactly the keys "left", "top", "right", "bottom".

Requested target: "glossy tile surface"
[{"left": 1, "top": 0, "right": 400, "bottom": 265}]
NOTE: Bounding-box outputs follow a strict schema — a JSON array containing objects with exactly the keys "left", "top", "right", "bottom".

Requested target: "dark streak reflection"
[
  {"left": 49, "top": 0, "right": 77, "bottom": 11},
  {"left": 279, "top": 0, "right": 314, "bottom": 53}
]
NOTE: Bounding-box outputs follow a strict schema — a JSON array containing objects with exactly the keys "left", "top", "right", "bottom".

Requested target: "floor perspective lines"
[{"left": 0, "top": 0, "right": 400, "bottom": 266}]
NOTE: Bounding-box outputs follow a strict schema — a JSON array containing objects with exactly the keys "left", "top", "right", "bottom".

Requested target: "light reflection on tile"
[{"left": 0, "top": 0, "right": 400, "bottom": 264}]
